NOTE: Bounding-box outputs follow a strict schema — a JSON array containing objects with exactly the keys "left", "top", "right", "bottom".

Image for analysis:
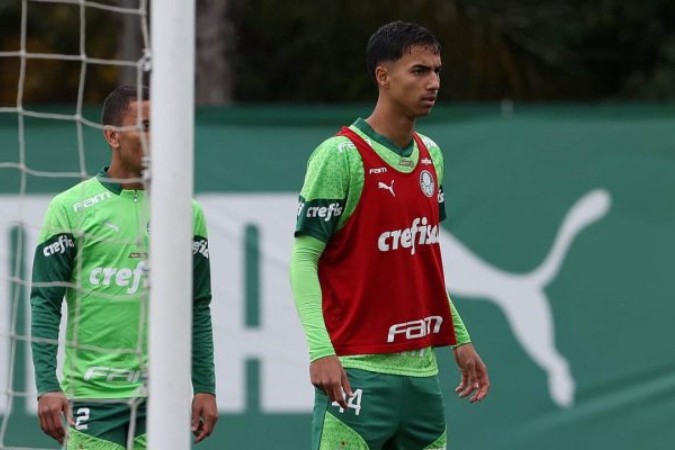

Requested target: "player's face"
[
  {"left": 116, "top": 100, "right": 150, "bottom": 178},
  {"left": 383, "top": 45, "right": 441, "bottom": 119}
]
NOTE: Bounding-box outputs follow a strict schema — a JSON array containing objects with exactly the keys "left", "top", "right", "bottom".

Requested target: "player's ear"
[
  {"left": 103, "top": 125, "right": 120, "bottom": 149},
  {"left": 375, "top": 65, "right": 390, "bottom": 88}
]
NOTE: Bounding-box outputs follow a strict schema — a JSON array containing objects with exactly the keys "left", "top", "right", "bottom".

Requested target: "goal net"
[{"left": 0, "top": 1, "right": 194, "bottom": 448}]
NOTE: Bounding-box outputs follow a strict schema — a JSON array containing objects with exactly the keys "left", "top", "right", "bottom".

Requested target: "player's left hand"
[
  {"left": 191, "top": 393, "right": 218, "bottom": 443},
  {"left": 453, "top": 343, "right": 490, "bottom": 403}
]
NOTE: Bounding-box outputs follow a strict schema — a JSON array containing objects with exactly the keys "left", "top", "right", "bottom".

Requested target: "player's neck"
[
  {"left": 365, "top": 104, "right": 416, "bottom": 149},
  {"left": 107, "top": 162, "right": 144, "bottom": 190}
]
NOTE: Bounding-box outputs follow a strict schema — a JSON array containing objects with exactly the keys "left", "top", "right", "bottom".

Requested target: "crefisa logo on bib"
[{"left": 420, "top": 170, "right": 435, "bottom": 197}]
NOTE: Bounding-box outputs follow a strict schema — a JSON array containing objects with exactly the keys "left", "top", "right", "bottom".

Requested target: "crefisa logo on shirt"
[
  {"left": 377, "top": 216, "right": 440, "bottom": 255},
  {"left": 304, "top": 202, "right": 343, "bottom": 222},
  {"left": 420, "top": 170, "right": 435, "bottom": 197},
  {"left": 42, "top": 234, "right": 75, "bottom": 257}
]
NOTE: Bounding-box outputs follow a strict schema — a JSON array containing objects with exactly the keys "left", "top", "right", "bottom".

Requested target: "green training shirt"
[
  {"left": 30, "top": 168, "right": 215, "bottom": 398},
  {"left": 292, "top": 119, "right": 470, "bottom": 377}
]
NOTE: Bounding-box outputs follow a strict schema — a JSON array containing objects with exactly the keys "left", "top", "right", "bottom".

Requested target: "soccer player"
[
  {"left": 290, "top": 21, "right": 490, "bottom": 449},
  {"left": 30, "top": 85, "right": 218, "bottom": 449}
]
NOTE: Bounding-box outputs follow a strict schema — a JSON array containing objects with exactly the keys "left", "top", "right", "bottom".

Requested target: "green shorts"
[
  {"left": 66, "top": 398, "right": 147, "bottom": 450},
  {"left": 313, "top": 368, "right": 448, "bottom": 450}
]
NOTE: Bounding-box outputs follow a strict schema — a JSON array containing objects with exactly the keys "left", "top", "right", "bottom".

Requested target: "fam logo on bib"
[{"left": 420, "top": 170, "right": 435, "bottom": 197}]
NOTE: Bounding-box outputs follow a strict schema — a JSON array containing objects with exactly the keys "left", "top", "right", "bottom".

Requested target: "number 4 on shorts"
[{"left": 331, "top": 389, "right": 363, "bottom": 416}]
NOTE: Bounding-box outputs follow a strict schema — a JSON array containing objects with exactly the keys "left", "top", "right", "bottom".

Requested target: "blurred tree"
[
  {"left": 0, "top": 0, "right": 233, "bottom": 106},
  {"left": 196, "top": 0, "right": 234, "bottom": 105},
  {"left": 1, "top": 0, "right": 674, "bottom": 103},
  {"left": 0, "top": 1, "right": 118, "bottom": 106},
  {"left": 226, "top": 0, "right": 592, "bottom": 101},
  {"left": 117, "top": 0, "right": 144, "bottom": 87},
  {"left": 455, "top": 0, "right": 675, "bottom": 99}
]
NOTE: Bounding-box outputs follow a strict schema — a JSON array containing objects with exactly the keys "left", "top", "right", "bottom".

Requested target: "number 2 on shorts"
[{"left": 74, "top": 407, "right": 91, "bottom": 430}]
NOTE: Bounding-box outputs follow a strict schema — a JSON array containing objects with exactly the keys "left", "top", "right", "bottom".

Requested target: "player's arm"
[
  {"left": 290, "top": 138, "right": 349, "bottom": 358},
  {"left": 290, "top": 235, "right": 334, "bottom": 360},
  {"left": 290, "top": 235, "right": 353, "bottom": 408},
  {"left": 190, "top": 203, "right": 217, "bottom": 443},
  {"left": 31, "top": 200, "right": 73, "bottom": 394},
  {"left": 30, "top": 199, "right": 75, "bottom": 443},
  {"left": 290, "top": 137, "right": 354, "bottom": 407}
]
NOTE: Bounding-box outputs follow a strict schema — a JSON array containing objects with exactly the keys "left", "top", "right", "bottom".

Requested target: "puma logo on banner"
[{"left": 441, "top": 189, "right": 611, "bottom": 408}]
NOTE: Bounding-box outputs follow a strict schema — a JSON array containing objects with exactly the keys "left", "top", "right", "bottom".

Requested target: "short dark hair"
[
  {"left": 101, "top": 85, "right": 149, "bottom": 126},
  {"left": 366, "top": 21, "right": 440, "bottom": 83}
]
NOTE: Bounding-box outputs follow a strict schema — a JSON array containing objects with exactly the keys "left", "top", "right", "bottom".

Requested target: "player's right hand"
[
  {"left": 310, "top": 355, "right": 353, "bottom": 409},
  {"left": 37, "top": 391, "right": 72, "bottom": 444}
]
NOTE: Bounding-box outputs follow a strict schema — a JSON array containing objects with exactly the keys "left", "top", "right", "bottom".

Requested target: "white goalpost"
[{"left": 148, "top": 0, "right": 196, "bottom": 449}]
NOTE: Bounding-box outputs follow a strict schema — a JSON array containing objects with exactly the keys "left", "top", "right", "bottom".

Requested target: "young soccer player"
[
  {"left": 291, "top": 21, "right": 490, "bottom": 449},
  {"left": 30, "top": 85, "right": 218, "bottom": 449}
]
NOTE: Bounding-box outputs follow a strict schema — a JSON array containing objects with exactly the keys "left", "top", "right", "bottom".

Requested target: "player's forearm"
[
  {"left": 192, "top": 296, "right": 216, "bottom": 395},
  {"left": 290, "top": 235, "right": 336, "bottom": 361},
  {"left": 448, "top": 293, "right": 471, "bottom": 347},
  {"left": 30, "top": 243, "right": 71, "bottom": 395},
  {"left": 192, "top": 247, "right": 216, "bottom": 394},
  {"left": 30, "top": 294, "right": 63, "bottom": 395}
]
